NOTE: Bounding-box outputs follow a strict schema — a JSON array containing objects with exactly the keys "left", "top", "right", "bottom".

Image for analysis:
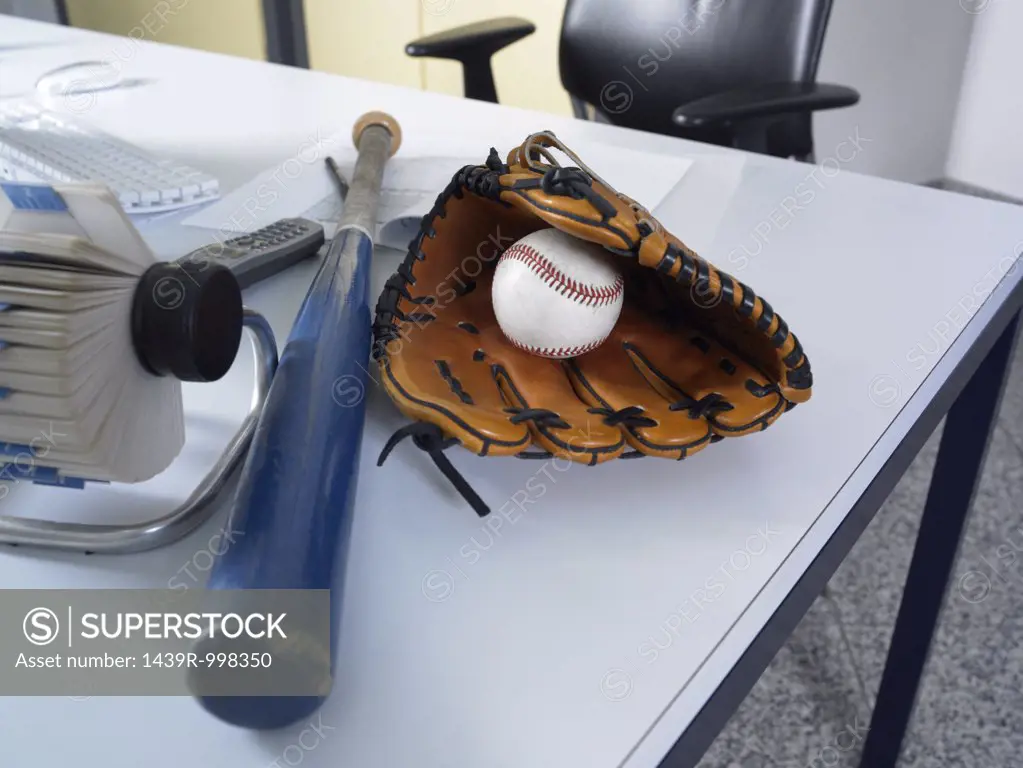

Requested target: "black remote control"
[{"left": 177, "top": 217, "right": 326, "bottom": 289}]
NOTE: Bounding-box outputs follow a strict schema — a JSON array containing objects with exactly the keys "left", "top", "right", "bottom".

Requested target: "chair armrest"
[
  {"left": 672, "top": 83, "right": 860, "bottom": 127},
  {"left": 406, "top": 17, "right": 535, "bottom": 61},
  {"left": 405, "top": 17, "right": 535, "bottom": 103}
]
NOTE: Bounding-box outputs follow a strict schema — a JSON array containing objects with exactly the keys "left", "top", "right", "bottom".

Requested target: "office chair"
[{"left": 405, "top": 0, "right": 859, "bottom": 162}]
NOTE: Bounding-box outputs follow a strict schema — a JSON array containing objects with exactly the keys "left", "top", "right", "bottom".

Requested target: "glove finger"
[
  {"left": 462, "top": 283, "right": 626, "bottom": 465},
  {"left": 565, "top": 309, "right": 715, "bottom": 460},
  {"left": 610, "top": 305, "right": 788, "bottom": 437},
  {"left": 380, "top": 317, "right": 531, "bottom": 457}
]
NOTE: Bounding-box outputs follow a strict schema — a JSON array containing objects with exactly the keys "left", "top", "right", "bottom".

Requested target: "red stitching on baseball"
[
  {"left": 500, "top": 244, "right": 624, "bottom": 308},
  {"left": 509, "top": 335, "right": 607, "bottom": 359}
]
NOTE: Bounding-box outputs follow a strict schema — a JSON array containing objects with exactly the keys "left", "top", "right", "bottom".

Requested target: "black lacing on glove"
[
  {"left": 588, "top": 407, "right": 656, "bottom": 459},
  {"left": 511, "top": 407, "right": 652, "bottom": 460},
  {"left": 456, "top": 150, "right": 506, "bottom": 200},
  {"left": 540, "top": 168, "right": 618, "bottom": 219},
  {"left": 373, "top": 293, "right": 435, "bottom": 348},
  {"left": 504, "top": 407, "right": 570, "bottom": 430},
  {"left": 373, "top": 275, "right": 477, "bottom": 350},
  {"left": 377, "top": 422, "right": 490, "bottom": 517},
  {"left": 515, "top": 450, "right": 554, "bottom": 459},
  {"left": 485, "top": 148, "right": 506, "bottom": 172},
  {"left": 390, "top": 283, "right": 437, "bottom": 325},
  {"left": 669, "top": 393, "right": 734, "bottom": 420},
  {"left": 588, "top": 405, "right": 658, "bottom": 429},
  {"left": 746, "top": 379, "right": 781, "bottom": 398}
]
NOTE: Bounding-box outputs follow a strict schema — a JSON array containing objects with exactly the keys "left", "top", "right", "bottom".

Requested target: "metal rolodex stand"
[{"left": 0, "top": 309, "right": 278, "bottom": 554}]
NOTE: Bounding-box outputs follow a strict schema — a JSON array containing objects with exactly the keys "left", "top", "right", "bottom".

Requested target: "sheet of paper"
[
  {"left": 652, "top": 153, "right": 748, "bottom": 257},
  {"left": 181, "top": 132, "right": 695, "bottom": 250}
]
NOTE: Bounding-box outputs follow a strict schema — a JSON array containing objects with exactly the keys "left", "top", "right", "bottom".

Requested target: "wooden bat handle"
[
  {"left": 352, "top": 111, "right": 401, "bottom": 156},
  {"left": 340, "top": 113, "right": 400, "bottom": 236}
]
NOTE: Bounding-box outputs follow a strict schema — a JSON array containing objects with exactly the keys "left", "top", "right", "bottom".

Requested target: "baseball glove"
[{"left": 373, "top": 131, "right": 812, "bottom": 516}]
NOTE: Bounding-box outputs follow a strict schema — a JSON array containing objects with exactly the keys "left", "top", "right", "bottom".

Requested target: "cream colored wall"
[
  {"left": 419, "top": 0, "right": 571, "bottom": 116},
  {"left": 305, "top": 0, "right": 423, "bottom": 90},
  {"left": 66, "top": 0, "right": 570, "bottom": 116},
  {"left": 306, "top": 0, "right": 571, "bottom": 116},
  {"left": 66, "top": 0, "right": 266, "bottom": 61}
]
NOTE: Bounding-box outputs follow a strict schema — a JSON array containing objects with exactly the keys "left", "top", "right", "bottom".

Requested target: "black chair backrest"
[{"left": 559, "top": 0, "right": 835, "bottom": 139}]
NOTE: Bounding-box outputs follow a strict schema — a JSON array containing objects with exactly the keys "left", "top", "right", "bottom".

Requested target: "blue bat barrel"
[{"left": 191, "top": 113, "right": 401, "bottom": 730}]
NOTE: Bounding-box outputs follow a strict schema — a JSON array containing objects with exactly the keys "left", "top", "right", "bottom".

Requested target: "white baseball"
[{"left": 492, "top": 228, "right": 624, "bottom": 359}]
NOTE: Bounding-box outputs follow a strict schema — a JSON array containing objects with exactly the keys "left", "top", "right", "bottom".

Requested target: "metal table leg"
[{"left": 858, "top": 311, "right": 1021, "bottom": 767}]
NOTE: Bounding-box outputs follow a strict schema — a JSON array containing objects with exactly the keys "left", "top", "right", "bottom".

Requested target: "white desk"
[{"left": 1, "top": 15, "right": 1022, "bottom": 768}]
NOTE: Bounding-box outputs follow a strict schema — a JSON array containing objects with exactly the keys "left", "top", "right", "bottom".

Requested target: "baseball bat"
[{"left": 190, "top": 112, "right": 401, "bottom": 730}]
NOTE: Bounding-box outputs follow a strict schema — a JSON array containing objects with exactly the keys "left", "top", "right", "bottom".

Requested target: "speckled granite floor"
[{"left": 696, "top": 184, "right": 1023, "bottom": 768}]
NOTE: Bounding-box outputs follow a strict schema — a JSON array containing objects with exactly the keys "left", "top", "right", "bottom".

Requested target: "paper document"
[
  {"left": 654, "top": 153, "right": 747, "bottom": 257},
  {"left": 182, "top": 135, "right": 695, "bottom": 250}
]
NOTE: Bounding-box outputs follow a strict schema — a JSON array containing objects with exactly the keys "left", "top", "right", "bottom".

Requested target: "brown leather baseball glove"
[{"left": 373, "top": 131, "right": 811, "bottom": 516}]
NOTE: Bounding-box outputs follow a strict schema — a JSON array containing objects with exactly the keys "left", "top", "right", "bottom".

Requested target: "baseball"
[{"left": 492, "top": 228, "right": 624, "bottom": 359}]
